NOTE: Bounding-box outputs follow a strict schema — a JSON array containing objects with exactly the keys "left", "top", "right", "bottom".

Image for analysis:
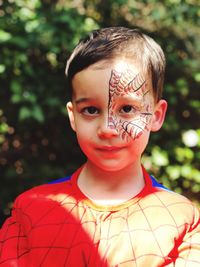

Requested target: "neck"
[{"left": 77, "top": 161, "right": 145, "bottom": 205}]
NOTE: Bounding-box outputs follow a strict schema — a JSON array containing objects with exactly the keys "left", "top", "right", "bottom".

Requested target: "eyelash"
[
  {"left": 81, "top": 106, "right": 99, "bottom": 116},
  {"left": 119, "top": 105, "right": 137, "bottom": 114}
]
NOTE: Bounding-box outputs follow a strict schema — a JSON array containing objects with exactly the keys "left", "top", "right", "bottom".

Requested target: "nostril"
[{"left": 98, "top": 123, "right": 118, "bottom": 138}]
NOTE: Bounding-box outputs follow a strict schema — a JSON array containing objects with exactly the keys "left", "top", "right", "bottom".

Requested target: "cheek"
[
  {"left": 108, "top": 110, "right": 153, "bottom": 142},
  {"left": 75, "top": 125, "right": 94, "bottom": 150},
  {"left": 129, "top": 130, "right": 151, "bottom": 155},
  {"left": 76, "top": 128, "right": 89, "bottom": 141},
  {"left": 75, "top": 132, "right": 90, "bottom": 155}
]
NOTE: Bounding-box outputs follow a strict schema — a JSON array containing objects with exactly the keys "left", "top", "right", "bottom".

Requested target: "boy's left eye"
[{"left": 119, "top": 105, "right": 136, "bottom": 114}]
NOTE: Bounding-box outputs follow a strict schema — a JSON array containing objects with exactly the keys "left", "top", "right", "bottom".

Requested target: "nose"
[{"left": 97, "top": 115, "right": 118, "bottom": 138}]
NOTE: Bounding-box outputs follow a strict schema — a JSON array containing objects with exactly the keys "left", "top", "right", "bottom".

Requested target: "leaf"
[
  {"left": 152, "top": 147, "right": 169, "bottom": 166},
  {"left": 32, "top": 105, "right": 44, "bottom": 123},
  {"left": 19, "top": 106, "right": 32, "bottom": 121},
  {"left": 11, "top": 80, "right": 22, "bottom": 94},
  {"left": 0, "top": 30, "right": 11, "bottom": 42},
  {"left": 0, "top": 65, "right": 5, "bottom": 73},
  {"left": 194, "top": 73, "right": 200, "bottom": 82},
  {"left": 11, "top": 94, "right": 22, "bottom": 104}
]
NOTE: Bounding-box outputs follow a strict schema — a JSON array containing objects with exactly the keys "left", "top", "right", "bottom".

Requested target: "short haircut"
[{"left": 65, "top": 26, "right": 166, "bottom": 102}]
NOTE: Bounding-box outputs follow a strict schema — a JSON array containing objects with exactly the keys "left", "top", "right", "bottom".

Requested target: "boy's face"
[{"left": 67, "top": 60, "right": 167, "bottom": 172}]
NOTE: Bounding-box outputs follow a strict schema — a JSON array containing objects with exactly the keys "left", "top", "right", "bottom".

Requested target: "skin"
[{"left": 67, "top": 59, "right": 167, "bottom": 205}]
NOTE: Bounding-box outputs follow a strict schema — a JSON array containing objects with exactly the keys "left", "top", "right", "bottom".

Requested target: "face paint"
[{"left": 108, "top": 68, "right": 153, "bottom": 141}]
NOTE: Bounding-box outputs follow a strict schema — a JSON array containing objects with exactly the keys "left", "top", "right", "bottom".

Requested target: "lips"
[{"left": 96, "top": 146, "right": 125, "bottom": 152}]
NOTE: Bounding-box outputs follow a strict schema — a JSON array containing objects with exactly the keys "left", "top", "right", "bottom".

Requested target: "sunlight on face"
[{"left": 114, "top": 61, "right": 127, "bottom": 72}]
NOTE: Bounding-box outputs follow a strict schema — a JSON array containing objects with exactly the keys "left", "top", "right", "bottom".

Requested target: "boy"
[{"left": 0, "top": 27, "right": 200, "bottom": 266}]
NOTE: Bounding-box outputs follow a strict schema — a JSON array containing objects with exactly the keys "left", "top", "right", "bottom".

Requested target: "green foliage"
[{"left": 0, "top": 0, "right": 200, "bottom": 220}]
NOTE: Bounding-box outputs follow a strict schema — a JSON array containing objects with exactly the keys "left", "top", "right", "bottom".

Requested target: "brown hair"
[{"left": 65, "top": 27, "right": 166, "bottom": 102}]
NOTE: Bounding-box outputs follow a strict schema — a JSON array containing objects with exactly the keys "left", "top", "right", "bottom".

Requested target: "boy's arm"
[
  {"left": 0, "top": 197, "right": 29, "bottom": 266},
  {"left": 175, "top": 205, "right": 200, "bottom": 267}
]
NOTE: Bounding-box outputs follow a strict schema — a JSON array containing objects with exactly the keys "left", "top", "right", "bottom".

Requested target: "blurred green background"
[{"left": 0, "top": 0, "right": 200, "bottom": 225}]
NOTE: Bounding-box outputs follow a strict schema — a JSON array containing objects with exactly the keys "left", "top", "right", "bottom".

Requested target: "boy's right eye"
[{"left": 81, "top": 106, "right": 99, "bottom": 115}]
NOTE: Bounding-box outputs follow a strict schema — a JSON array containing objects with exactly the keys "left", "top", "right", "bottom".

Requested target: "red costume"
[{"left": 0, "top": 167, "right": 200, "bottom": 266}]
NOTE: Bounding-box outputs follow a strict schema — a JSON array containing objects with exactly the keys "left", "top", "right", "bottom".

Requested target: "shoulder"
[
  {"left": 14, "top": 176, "right": 73, "bottom": 210},
  {"left": 8, "top": 176, "right": 77, "bottom": 230},
  {"left": 149, "top": 176, "right": 200, "bottom": 227},
  {"left": 11, "top": 167, "right": 83, "bottom": 224}
]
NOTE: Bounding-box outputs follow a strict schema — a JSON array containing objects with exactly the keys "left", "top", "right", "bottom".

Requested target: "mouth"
[{"left": 96, "top": 146, "right": 125, "bottom": 152}]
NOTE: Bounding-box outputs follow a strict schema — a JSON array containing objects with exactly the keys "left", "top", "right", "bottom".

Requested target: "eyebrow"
[{"left": 75, "top": 98, "right": 95, "bottom": 104}]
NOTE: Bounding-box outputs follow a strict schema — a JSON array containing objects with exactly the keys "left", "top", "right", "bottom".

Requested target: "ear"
[
  {"left": 66, "top": 101, "right": 76, "bottom": 132},
  {"left": 151, "top": 99, "right": 167, "bottom": 132}
]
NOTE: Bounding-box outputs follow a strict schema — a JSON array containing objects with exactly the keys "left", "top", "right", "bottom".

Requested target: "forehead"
[
  {"left": 88, "top": 59, "right": 146, "bottom": 74},
  {"left": 71, "top": 59, "right": 152, "bottom": 98}
]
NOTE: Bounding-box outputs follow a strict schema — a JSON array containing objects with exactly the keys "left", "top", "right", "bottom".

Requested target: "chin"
[{"left": 91, "top": 160, "right": 131, "bottom": 173}]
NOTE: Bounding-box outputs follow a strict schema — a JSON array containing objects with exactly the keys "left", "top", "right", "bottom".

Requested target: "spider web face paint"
[{"left": 108, "top": 68, "right": 153, "bottom": 142}]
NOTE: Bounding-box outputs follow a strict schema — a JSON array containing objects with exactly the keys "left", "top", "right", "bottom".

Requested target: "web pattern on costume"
[
  {"left": 108, "top": 69, "right": 153, "bottom": 142},
  {"left": 0, "top": 174, "right": 200, "bottom": 267}
]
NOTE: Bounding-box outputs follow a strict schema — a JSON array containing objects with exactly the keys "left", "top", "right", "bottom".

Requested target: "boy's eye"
[
  {"left": 82, "top": 106, "right": 99, "bottom": 115},
  {"left": 119, "top": 105, "right": 136, "bottom": 114}
]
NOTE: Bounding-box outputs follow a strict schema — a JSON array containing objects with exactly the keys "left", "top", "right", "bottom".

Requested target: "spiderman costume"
[{"left": 0, "top": 166, "right": 200, "bottom": 267}]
